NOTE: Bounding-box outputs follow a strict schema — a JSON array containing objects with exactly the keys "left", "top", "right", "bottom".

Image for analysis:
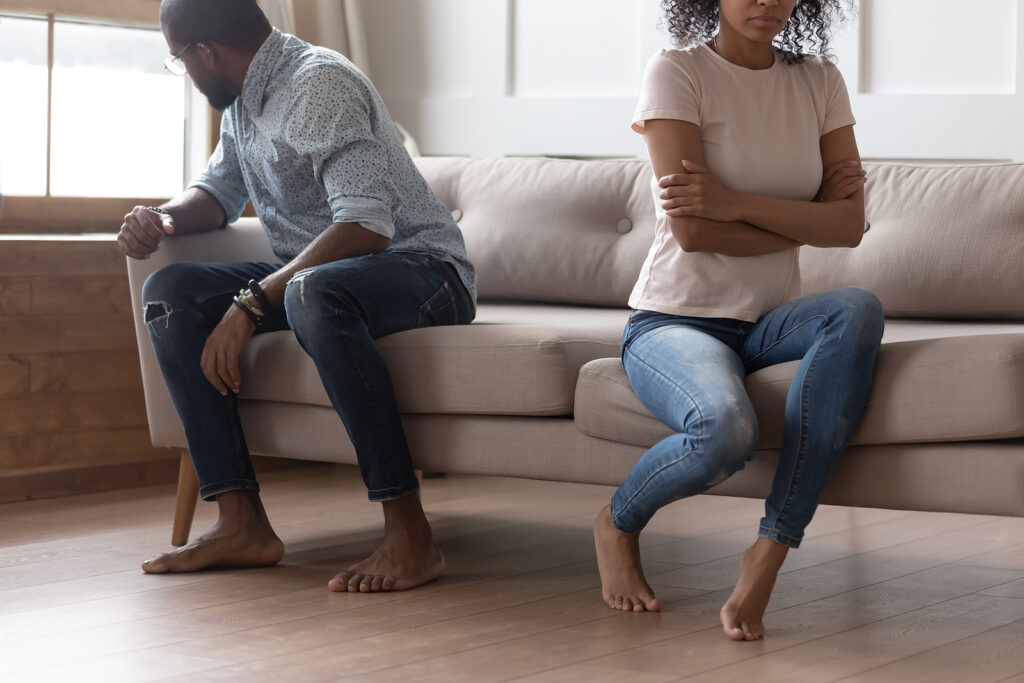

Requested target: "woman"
[{"left": 593, "top": 0, "right": 883, "bottom": 641}]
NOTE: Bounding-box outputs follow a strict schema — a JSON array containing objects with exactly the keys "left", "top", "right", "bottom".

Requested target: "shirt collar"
[{"left": 241, "top": 28, "right": 285, "bottom": 117}]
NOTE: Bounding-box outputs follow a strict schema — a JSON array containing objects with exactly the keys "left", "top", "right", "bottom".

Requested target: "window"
[
  {"left": 0, "top": 12, "right": 208, "bottom": 204},
  {"left": 0, "top": 16, "right": 48, "bottom": 196}
]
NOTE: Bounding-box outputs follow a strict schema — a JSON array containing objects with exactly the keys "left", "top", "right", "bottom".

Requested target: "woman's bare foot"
[
  {"left": 328, "top": 491, "right": 445, "bottom": 593},
  {"left": 141, "top": 490, "right": 284, "bottom": 573},
  {"left": 720, "top": 537, "right": 789, "bottom": 641},
  {"left": 593, "top": 504, "right": 661, "bottom": 612}
]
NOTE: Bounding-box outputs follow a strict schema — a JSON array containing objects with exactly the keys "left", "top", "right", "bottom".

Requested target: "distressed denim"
[
  {"left": 612, "top": 288, "right": 884, "bottom": 548},
  {"left": 142, "top": 252, "right": 475, "bottom": 502}
]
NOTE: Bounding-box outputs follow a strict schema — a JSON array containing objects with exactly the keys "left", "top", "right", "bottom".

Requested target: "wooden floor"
[{"left": 1, "top": 465, "right": 1022, "bottom": 682}]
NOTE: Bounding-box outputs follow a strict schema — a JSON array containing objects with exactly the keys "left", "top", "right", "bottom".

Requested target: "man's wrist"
[{"left": 230, "top": 295, "right": 262, "bottom": 328}]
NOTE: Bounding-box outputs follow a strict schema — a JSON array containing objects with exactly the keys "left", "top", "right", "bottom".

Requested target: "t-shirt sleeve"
[
  {"left": 190, "top": 109, "right": 250, "bottom": 225},
  {"left": 821, "top": 61, "right": 856, "bottom": 136},
  {"left": 284, "top": 65, "right": 396, "bottom": 240},
  {"left": 632, "top": 50, "right": 701, "bottom": 134}
]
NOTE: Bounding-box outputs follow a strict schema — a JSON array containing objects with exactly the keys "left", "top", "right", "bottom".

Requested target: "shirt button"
[
  {"left": 273, "top": 232, "right": 281, "bottom": 239},
  {"left": 616, "top": 218, "right": 633, "bottom": 234}
]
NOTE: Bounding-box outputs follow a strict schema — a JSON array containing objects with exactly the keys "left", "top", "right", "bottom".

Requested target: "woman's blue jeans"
[
  {"left": 613, "top": 287, "right": 884, "bottom": 548},
  {"left": 141, "top": 252, "right": 475, "bottom": 502}
]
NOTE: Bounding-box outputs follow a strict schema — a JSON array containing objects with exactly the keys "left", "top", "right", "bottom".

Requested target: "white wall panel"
[
  {"left": 861, "top": 0, "right": 1016, "bottom": 94},
  {"left": 360, "top": 0, "right": 475, "bottom": 99},
  {"left": 512, "top": 0, "right": 642, "bottom": 97},
  {"left": 833, "top": 0, "right": 1024, "bottom": 160},
  {"left": 356, "top": 0, "right": 1024, "bottom": 161}
]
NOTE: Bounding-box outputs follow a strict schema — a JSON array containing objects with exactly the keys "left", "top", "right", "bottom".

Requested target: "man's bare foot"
[
  {"left": 141, "top": 490, "right": 284, "bottom": 574},
  {"left": 720, "top": 537, "right": 789, "bottom": 641},
  {"left": 593, "top": 504, "right": 661, "bottom": 612},
  {"left": 328, "top": 491, "right": 444, "bottom": 593}
]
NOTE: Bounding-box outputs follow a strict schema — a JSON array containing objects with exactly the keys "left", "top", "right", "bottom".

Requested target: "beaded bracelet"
[
  {"left": 247, "top": 279, "right": 272, "bottom": 311},
  {"left": 237, "top": 288, "right": 262, "bottom": 315},
  {"left": 232, "top": 296, "right": 262, "bottom": 326}
]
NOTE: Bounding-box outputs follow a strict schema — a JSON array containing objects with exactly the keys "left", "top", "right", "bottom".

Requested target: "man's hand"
[
  {"left": 659, "top": 160, "right": 742, "bottom": 223},
  {"left": 118, "top": 206, "right": 174, "bottom": 259},
  {"left": 815, "top": 160, "right": 866, "bottom": 203},
  {"left": 201, "top": 304, "right": 256, "bottom": 396}
]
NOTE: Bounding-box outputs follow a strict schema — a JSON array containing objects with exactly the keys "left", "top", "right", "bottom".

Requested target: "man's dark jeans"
[{"left": 142, "top": 251, "right": 475, "bottom": 502}]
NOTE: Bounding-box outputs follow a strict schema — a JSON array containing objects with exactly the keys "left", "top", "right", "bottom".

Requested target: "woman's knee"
[
  {"left": 834, "top": 287, "right": 885, "bottom": 342},
  {"left": 687, "top": 398, "right": 758, "bottom": 483},
  {"left": 706, "top": 399, "right": 758, "bottom": 462}
]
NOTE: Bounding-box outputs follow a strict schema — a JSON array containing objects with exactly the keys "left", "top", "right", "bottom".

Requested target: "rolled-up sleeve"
[
  {"left": 284, "top": 66, "right": 397, "bottom": 239},
  {"left": 190, "top": 109, "right": 250, "bottom": 225}
]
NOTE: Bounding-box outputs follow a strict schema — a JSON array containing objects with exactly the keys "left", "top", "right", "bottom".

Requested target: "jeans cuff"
[
  {"left": 367, "top": 479, "right": 420, "bottom": 502},
  {"left": 758, "top": 524, "right": 802, "bottom": 549},
  {"left": 199, "top": 479, "right": 260, "bottom": 502}
]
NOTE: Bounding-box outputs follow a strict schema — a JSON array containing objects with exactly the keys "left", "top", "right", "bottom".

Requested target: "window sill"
[{"left": 0, "top": 195, "right": 169, "bottom": 234}]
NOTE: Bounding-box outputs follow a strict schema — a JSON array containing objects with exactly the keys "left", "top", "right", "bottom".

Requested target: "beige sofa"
[{"left": 127, "top": 157, "right": 1024, "bottom": 545}]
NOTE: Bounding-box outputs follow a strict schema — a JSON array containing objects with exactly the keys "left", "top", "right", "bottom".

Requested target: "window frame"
[{"left": 0, "top": 1, "right": 206, "bottom": 233}]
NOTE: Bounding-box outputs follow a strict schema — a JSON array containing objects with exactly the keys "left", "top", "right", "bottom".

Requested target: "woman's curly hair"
[{"left": 661, "top": 0, "right": 852, "bottom": 64}]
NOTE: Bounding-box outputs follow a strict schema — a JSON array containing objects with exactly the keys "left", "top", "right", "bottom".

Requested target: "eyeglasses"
[{"left": 164, "top": 43, "right": 195, "bottom": 76}]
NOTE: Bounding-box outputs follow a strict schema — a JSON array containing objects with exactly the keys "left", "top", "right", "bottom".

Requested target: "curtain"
[
  {"left": 260, "top": 0, "right": 371, "bottom": 77},
  {"left": 258, "top": 0, "right": 295, "bottom": 34}
]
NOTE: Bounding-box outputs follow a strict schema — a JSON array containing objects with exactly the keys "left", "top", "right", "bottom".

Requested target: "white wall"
[{"left": 356, "top": 0, "right": 1024, "bottom": 161}]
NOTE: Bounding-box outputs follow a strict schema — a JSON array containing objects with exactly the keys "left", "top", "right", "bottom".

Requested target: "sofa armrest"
[{"left": 127, "top": 219, "right": 276, "bottom": 448}]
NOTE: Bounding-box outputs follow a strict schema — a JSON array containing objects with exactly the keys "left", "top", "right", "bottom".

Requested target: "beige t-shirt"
[{"left": 630, "top": 44, "right": 855, "bottom": 321}]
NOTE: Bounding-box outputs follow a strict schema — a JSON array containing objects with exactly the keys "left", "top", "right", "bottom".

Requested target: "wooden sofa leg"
[{"left": 171, "top": 450, "right": 200, "bottom": 547}]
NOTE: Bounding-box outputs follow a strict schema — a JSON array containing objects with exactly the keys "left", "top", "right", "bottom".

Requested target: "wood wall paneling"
[
  {"left": 0, "top": 238, "right": 308, "bottom": 502},
  {"left": 0, "top": 238, "right": 175, "bottom": 500}
]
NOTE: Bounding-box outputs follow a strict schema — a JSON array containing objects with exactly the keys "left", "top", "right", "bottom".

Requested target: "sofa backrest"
[
  {"left": 415, "top": 156, "right": 655, "bottom": 307},
  {"left": 799, "top": 162, "right": 1024, "bottom": 319},
  {"left": 416, "top": 157, "right": 1024, "bottom": 319}
]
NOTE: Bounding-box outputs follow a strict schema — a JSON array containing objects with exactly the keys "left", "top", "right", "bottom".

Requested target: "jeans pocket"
[{"left": 417, "top": 281, "right": 456, "bottom": 328}]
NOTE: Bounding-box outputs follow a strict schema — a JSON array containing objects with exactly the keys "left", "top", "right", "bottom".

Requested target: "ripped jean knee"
[
  {"left": 141, "top": 267, "right": 185, "bottom": 340},
  {"left": 143, "top": 299, "right": 175, "bottom": 338}
]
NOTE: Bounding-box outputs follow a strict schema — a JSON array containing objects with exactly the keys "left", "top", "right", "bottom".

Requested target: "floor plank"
[
  {"left": 1, "top": 464, "right": 1022, "bottom": 683},
  {"left": 835, "top": 617, "right": 1024, "bottom": 683}
]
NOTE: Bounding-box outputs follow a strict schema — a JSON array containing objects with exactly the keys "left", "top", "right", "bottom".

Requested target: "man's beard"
[
  {"left": 198, "top": 74, "right": 238, "bottom": 112},
  {"left": 206, "top": 87, "right": 238, "bottom": 112}
]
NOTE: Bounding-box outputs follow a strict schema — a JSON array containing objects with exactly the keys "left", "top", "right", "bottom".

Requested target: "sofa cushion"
[
  {"left": 239, "top": 302, "right": 629, "bottom": 416},
  {"left": 799, "top": 163, "right": 1024, "bottom": 319},
  {"left": 416, "top": 156, "right": 656, "bottom": 306},
  {"left": 575, "top": 322, "right": 1024, "bottom": 448}
]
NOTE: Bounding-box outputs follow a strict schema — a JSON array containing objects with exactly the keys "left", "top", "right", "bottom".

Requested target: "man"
[{"left": 120, "top": 0, "right": 476, "bottom": 593}]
